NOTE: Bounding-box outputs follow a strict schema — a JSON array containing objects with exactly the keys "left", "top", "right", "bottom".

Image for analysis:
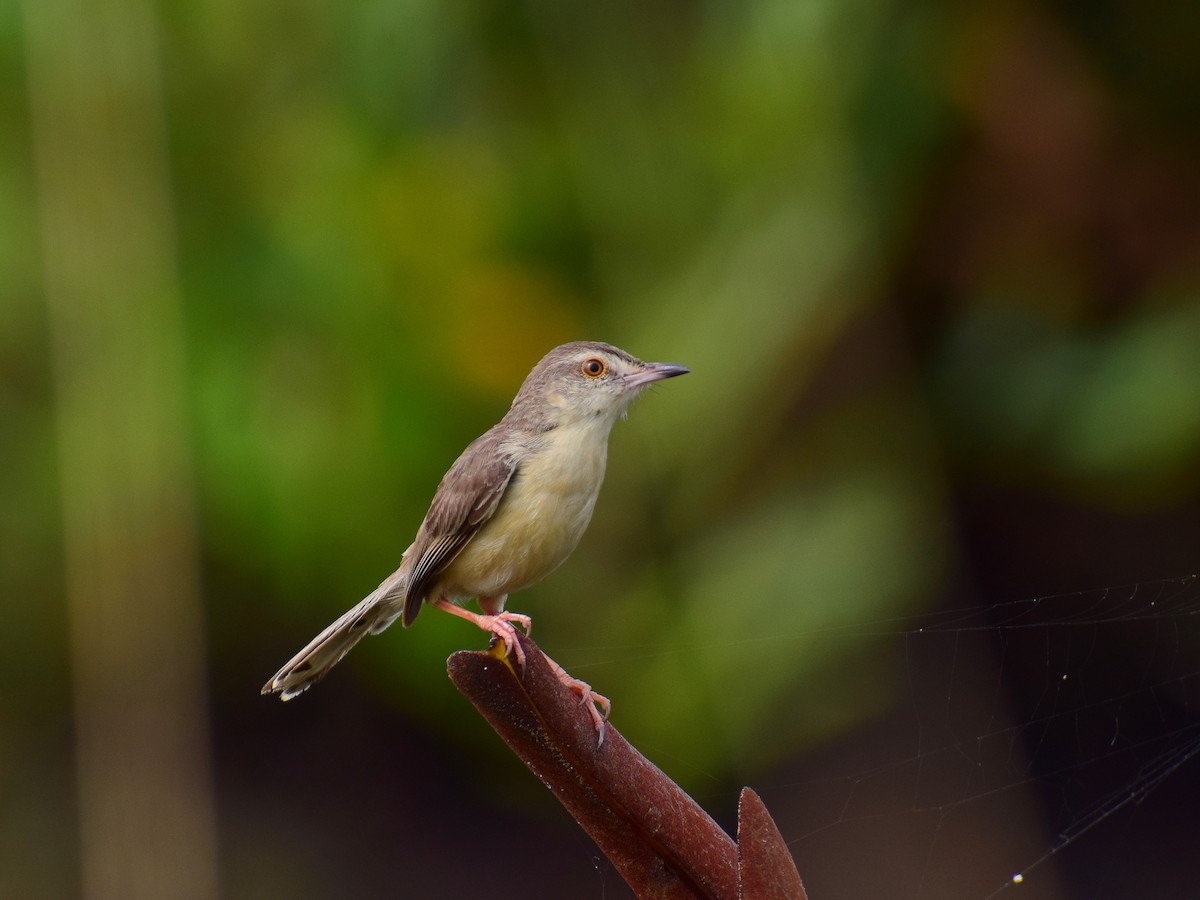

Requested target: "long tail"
[{"left": 261, "top": 571, "right": 406, "bottom": 700}]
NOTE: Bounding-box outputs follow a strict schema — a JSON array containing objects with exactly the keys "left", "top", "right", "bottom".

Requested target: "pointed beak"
[{"left": 623, "top": 361, "right": 690, "bottom": 387}]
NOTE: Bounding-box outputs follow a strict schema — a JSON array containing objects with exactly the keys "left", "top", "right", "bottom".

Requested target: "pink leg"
[
  {"left": 431, "top": 598, "right": 531, "bottom": 668},
  {"left": 543, "top": 654, "right": 611, "bottom": 747}
]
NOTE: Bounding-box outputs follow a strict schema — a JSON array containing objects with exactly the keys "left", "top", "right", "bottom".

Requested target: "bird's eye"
[{"left": 581, "top": 357, "right": 606, "bottom": 378}]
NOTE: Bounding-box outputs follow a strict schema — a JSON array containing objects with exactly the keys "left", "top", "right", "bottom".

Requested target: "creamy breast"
[{"left": 434, "top": 420, "right": 610, "bottom": 601}]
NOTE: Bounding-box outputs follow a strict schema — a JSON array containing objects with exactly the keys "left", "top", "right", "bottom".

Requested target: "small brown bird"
[{"left": 262, "top": 341, "right": 688, "bottom": 729}]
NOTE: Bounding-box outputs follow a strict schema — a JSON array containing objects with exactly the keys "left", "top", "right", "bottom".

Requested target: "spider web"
[{"left": 755, "top": 575, "right": 1200, "bottom": 899}]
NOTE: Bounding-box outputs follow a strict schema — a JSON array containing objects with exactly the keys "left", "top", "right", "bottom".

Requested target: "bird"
[{"left": 261, "top": 340, "right": 689, "bottom": 732}]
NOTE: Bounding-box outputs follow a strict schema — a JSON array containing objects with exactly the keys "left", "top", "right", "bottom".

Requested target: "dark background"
[{"left": 4, "top": 1, "right": 1199, "bottom": 897}]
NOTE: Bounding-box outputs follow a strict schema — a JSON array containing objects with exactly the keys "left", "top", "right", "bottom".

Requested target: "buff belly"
[{"left": 434, "top": 424, "right": 609, "bottom": 603}]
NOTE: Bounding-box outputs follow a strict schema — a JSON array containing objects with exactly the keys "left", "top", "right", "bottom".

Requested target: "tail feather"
[{"left": 262, "top": 571, "right": 407, "bottom": 700}]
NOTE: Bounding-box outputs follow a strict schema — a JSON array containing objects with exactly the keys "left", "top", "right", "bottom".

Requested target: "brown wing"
[{"left": 401, "top": 428, "right": 518, "bottom": 626}]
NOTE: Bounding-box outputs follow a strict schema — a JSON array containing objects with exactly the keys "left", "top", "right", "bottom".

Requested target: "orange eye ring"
[{"left": 581, "top": 357, "right": 606, "bottom": 378}]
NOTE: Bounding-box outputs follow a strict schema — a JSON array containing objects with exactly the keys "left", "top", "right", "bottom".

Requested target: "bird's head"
[{"left": 508, "top": 341, "right": 689, "bottom": 431}]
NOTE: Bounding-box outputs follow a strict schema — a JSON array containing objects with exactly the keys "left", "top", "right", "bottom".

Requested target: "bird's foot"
[
  {"left": 484, "top": 612, "right": 531, "bottom": 668},
  {"left": 543, "top": 654, "right": 610, "bottom": 747},
  {"left": 431, "top": 600, "right": 531, "bottom": 668},
  {"left": 429, "top": 599, "right": 606, "bottom": 744}
]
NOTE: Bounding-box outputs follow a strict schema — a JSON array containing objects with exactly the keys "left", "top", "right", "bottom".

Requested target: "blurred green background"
[{"left": 3, "top": 0, "right": 1199, "bottom": 897}]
